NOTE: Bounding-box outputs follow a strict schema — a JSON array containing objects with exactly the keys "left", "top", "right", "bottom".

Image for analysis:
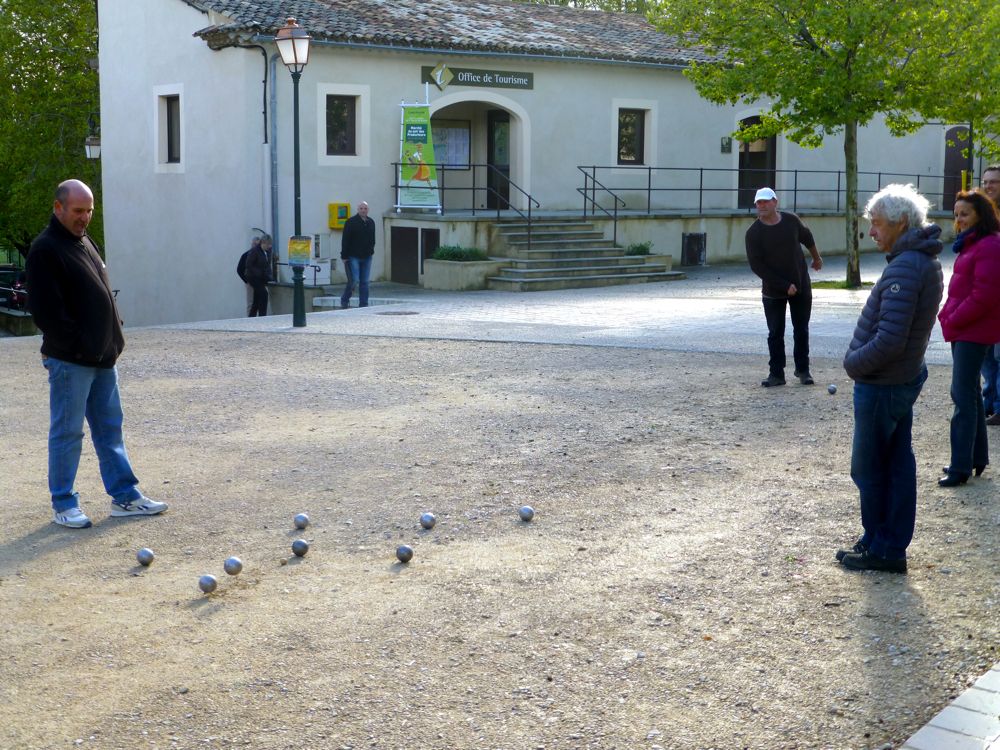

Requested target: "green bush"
[
  {"left": 624, "top": 241, "right": 653, "bottom": 256},
  {"left": 433, "top": 245, "right": 488, "bottom": 262}
]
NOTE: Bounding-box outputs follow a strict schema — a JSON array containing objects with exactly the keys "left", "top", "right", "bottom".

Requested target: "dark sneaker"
[
  {"left": 840, "top": 550, "right": 907, "bottom": 574},
  {"left": 835, "top": 539, "right": 867, "bottom": 562},
  {"left": 110, "top": 497, "right": 169, "bottom": 517},
  {"left": 794, "top": 370, "right": 815, "bottom": 385},
  {"left": 987, "top": 413, "right": 1000, "bottom": 426},
  {"left": 761, "top": 375, "right": 786, "bottom": 388}
]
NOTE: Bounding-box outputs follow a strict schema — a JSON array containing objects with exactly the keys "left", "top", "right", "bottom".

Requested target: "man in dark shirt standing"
[
  {"left": 340, "top": 201, "right": 376, "bottom": 309},
  {"left": 745, "top": 187, "right": 823, "bottom": 387},
  {"left": 26, "top": 179, "right": 168, "bottom": 529}
]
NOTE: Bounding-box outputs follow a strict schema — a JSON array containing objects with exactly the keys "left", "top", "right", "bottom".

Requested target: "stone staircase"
[{"left": 485, "top": 219, "right": 684, "bottom": 292}]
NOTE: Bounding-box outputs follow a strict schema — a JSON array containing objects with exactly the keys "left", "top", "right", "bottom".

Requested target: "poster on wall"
[{"left": 397, "top": 105, "right": 441, "bottom": 211}]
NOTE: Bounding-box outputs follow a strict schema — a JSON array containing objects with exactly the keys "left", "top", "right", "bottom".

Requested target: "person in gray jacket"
[{"left": 838, "top": 184, "right": 944, "bottom": 573}]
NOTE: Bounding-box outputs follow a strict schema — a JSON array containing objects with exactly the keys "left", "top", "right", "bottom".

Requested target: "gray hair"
[{"left": 864, "top": 183, "right": 931, "bottom": 228}]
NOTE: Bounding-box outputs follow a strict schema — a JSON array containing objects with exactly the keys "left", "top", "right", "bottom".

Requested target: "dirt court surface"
[{"left": 1, "top": 329, "right": 998, "bottom": 750}]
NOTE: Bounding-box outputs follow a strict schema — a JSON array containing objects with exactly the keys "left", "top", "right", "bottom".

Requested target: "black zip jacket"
[{"left": 26, "top": 214, "right": 125, "bottom": 368}]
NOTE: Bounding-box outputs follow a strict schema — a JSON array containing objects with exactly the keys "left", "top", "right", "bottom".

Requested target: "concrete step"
[
  {"left": 494, "top": 262, "right": 669, "bottom": 280},
  {"left": 511, "top": 246, "right": 624, "bottom": 260},
  {"left": 493, "top": 221, "right": 597, "bottom": 232},
  {"left": 499, "top": 230, "right": 606, "bottom": 242},
  {"left": 486, "top": 270, "right": 686, "bottom": 292},
  {"left": 508, "top": 254, "right": 672, "bottom": 269}
]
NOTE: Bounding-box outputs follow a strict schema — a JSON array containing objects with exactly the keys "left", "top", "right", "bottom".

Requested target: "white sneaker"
[
  {"left": 53, "top": 507, "right": 93, "bottom": 529},
  {"left": 110, "top": 496, "right": 169, "bottom": 517}
]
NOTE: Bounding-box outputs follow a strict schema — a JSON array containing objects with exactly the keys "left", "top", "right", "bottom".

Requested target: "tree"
[
  {"left": 0, "top": 0, "right": 101, "bottom": 260},
  {"left": 648, "top": 0, "right": 1000, "bottom": 286}
]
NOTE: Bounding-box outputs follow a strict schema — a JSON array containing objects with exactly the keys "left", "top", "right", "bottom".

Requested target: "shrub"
[
  {"left": 625, "top": 241, "right": 653, "bottom": 256},
  {"left": 433, "top": 245, "right": 488, "bottom": 262}
]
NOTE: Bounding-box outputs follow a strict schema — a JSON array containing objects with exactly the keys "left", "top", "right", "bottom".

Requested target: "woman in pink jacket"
[{"left": 938, "top": 189, "right": 1000, "bottom": 486}]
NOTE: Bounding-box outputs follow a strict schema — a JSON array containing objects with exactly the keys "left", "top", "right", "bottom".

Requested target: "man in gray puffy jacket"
[{"left": 838, "top": 184, "right": 944, "bottom": 574}]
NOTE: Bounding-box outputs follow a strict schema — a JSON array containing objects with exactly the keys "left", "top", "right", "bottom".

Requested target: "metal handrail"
[
  {"left": 392, "top": 162, "right": 541, "bottom": 253},
  {"left": 575, "top": 164, "right": 968, "bottom": 214},
  {"left": 276, "top": 262, "right": 323, "bottom": 286},
  {"left": 577, "top": 166, "right": 626, "bottom": 245}
]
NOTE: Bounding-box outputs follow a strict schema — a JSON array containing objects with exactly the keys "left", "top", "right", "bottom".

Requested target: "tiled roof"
[{"left": 182, "top": 0, "right": 715, "bottom": 67}]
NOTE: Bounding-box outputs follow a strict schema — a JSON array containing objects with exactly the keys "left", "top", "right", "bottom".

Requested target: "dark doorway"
[
  {"left": 390, "top": 226, "right": 419, "bottom": 285},
  {"left": 486, "top": 109, "right": 510, "bottom": 210},
  {"left": 943, "top": 125, "right": 972, "bottom": 211},
  {"left": 420, "top": 228, "right": 440, "bottom": 275},
  {"left": 737, "top": 116, "right": 776, "bottom": 209}
]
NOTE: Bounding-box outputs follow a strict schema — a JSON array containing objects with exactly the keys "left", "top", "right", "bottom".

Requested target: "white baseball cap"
[{"left": 754, "top": 187, "right": 777, "bottom": 202}]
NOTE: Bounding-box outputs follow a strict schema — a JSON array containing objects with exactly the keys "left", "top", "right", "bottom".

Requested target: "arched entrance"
[
  {"left": 430, "top": 91, "right": 530, "bottom": 212},
  {"left": 737, "top": 116, "right": 776, "bottom": 209}
]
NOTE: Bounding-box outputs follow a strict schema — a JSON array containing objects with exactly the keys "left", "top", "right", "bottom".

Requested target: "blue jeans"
[
  {"left": 982, "top": 343, "right": 1000, "bottom": 415},
  {"left": 341, "top": 256, "right": 372, "bottom": 307},
  {"left": 762, "top": 294, "right": 811, "bottom": 377},
  {"left": 949, "top": 341, "right": 990, "bottom": 474},
  {"left": 850, "top": 367, "right": 927, "bottom": 561},
  {"left": 43, "top": 357, "right": 142, "bottom": 512}
]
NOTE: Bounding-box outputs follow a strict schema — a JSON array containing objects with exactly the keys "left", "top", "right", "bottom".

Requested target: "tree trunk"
[{"left": 844, "top": 118, "right": 861, "bottom": 287}]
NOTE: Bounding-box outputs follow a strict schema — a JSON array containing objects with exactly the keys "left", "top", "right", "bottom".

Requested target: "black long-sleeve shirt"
[
  {"left": 26, "top": 215, "right": 124, "bottom": 368},
  {"left": 745, "top": 211, "right": 816, "bottom": 299}
]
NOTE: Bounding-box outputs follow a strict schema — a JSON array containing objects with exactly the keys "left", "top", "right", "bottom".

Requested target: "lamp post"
[{"left": 275, "top": 18, "right": 311, "bottom": 328}]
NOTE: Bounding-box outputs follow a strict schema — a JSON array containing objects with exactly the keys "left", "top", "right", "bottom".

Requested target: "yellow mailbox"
[{"left": 328, "top": 202, "right": 351, "bottom": 230}]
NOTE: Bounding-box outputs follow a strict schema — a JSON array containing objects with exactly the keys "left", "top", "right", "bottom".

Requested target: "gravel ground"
[{"left": 0, "top": 328, "right": 998, "bottom": 750}]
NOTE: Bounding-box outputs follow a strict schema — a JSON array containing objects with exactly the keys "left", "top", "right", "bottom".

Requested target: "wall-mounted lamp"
[
  {"left": 720, "top": 136, "right": 733, "bottom": 154},
  {"left": 84, "top": 134, "right": 101, "bottom": 159},
  {"left": 84, "top": 113, "right": 101, "bottom": 159}
]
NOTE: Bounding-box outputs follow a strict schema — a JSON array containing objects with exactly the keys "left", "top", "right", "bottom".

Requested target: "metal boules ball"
[
  {"left": 198, "top": 574, "right": 218, "bottom": 594},
  {"left": 419, "top": 512, "right": 436, "bottom": 530},
  {"left": 396, "top": 544, "right": 414, "bottom": 563},
  {"left": 291, "top": 539, "right": 309, "bottom": 557},
  {"left": 223, "top": 556, "right": 243, "bottom": 576},
  {"left": 293, "top": 513, "right": 310, "bottom": 530},
  {"left": 828, "top": 384, "right": 838, "bottom": 395},
  {"left": 518, "top": 505, "right": 535, "bottom": 522},
  {"left": 136, "top": 547, "right": 155, "bottom": 566}
]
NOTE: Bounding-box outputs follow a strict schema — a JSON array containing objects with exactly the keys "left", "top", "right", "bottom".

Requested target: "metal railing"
[
  {"left": 576, "top": 165, "right": 968, "bottom": 215},
  {"left": 276, "top": 262, "right": 324, "bottom": 286},
  {"left": 578, "top": 167, "right": 627, "bottom": 246},
  {"left": 392, "top": 162, "right": 540, "bottom": 252}
]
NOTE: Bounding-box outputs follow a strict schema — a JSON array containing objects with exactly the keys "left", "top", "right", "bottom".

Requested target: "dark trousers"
[
  {"left": 851, "top": 367, "right": 926, "bottom": 560},
  {"left": 249, "top": 282, "right": 268, "bottom": 317},
  {"left": 949, "top": 341, "right": 990, "bottom": 474},
  {"left": 762, "top": 294, "right": 811, "bottom": 376}
]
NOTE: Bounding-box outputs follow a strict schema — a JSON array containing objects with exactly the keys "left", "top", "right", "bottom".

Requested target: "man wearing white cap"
[{"left": 745, "top": 187, "right": 823, "bottom": 387}]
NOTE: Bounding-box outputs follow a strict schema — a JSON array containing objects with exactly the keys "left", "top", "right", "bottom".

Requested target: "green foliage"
[
  {"left": 433, "top": 245, "right": 489, "bottom": 262},
  {"left": 649, "top": 0, "right": 1000, "bottom": 284},
  {"left": 0, "top": 0, "right": 102, "bottom": 257},
  {"left": 624, "top": 240, "right": 653, "bottom": 255}
]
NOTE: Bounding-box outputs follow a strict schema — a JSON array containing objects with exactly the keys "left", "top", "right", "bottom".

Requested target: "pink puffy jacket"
[{"left": 938, "top": 231, "right": 1000, "bottom": 344}]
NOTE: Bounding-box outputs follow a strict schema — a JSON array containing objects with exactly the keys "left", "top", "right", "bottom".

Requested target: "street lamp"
[
  {"left": 84, "top": 134, "right": 101, "bottom": 159},
  {"left": 275, "top": 17, "right": 311, "bottom": 328}
]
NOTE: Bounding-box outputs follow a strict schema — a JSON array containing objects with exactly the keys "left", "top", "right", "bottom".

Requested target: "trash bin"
[{"left": 681, "top": 232, "right": 707, "bottom": 266}]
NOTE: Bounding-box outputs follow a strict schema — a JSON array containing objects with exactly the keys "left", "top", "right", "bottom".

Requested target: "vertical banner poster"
[{"left": 398, "top": 105, "right": 441, "bottom": 209}]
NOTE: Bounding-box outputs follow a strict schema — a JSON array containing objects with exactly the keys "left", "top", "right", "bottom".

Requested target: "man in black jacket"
[
  {"left": 745, "top": 187, "right": 823, "bottom": 387},
  {"left": 26, "top": 179, "right": 168, "bottom": 529},
  {"left": 340, "top": 202, "right": 376, "bottom": 309},
  {"left": 838, "top": 183, "right": 943, "bottom": 573},
  {"left": 245, "top": 234, "right": 272, "bottom": 317}
]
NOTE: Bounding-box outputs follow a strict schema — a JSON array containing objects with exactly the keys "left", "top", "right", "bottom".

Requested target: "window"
[
  {"left": 154, "top": 85, "right": 183, "bottom": 172},
  {"left": 617, "top": 109, "right": 645, "bottom": 165},
  {"left": 165, "top": 95, "right": 181, "bottom": 163},
  {"left": 326, "top": 95, "right": 357, "bottom": 156}
]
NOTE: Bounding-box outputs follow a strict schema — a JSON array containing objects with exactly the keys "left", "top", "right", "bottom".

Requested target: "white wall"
[{"left": 99, "top": 0, "right": 267, "bottom": 327}]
